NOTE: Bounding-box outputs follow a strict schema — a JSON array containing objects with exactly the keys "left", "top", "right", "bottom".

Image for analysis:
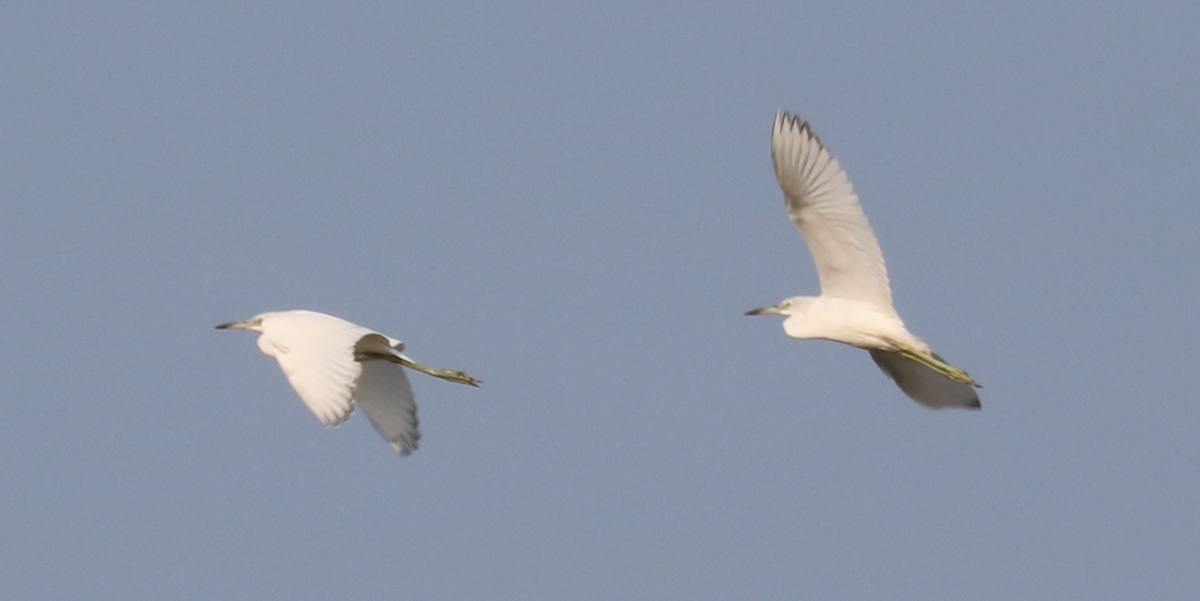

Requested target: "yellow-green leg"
[
  {"left": 885, "top": 339, "right": 981, "bottom": 387},
  {"left": 395, "top": 356, "right": 482, "bottom": 387}
]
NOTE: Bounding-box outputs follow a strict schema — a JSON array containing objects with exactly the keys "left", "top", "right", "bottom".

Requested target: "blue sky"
[{"left": 2, "top": 2, "right": 1198, "bottom": 599}]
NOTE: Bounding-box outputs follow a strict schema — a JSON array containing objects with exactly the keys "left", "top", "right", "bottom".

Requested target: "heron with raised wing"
[{"left": 747, "top": 111, "right": 981, "bottom": 409}]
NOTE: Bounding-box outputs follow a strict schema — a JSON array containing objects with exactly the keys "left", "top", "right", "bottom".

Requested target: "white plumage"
[
  {"left": 218, "top": 310, "right": 478, "bottom": 454},
  {"left": 747, "top": 111, "right": 981, "bottom": 409}
]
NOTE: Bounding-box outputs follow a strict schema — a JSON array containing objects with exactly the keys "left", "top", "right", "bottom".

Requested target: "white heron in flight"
[
  {"left": 747, "top": 111, "right": 981, "bottom": 409},
  {"left": 217, "top": 309, "right": 480, "bottom": 454}
]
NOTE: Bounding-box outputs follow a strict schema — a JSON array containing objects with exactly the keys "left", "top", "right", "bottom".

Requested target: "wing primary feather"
[{"left": 771, "top": 110, "right": 895, "bottom": 313}]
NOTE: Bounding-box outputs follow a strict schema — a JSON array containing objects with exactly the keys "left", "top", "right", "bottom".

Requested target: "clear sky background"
[{"left": 3, "top": 2, "right": 1198, "bottom": 599}]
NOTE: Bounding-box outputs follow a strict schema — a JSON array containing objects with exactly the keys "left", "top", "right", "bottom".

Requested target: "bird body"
[
  {"left": 774, "top": 296, "right": 916, "bottom": 350},
  {"left": 217, "top": 309, "right": 479, "bottom": 454},
  {"left": 747, "top": 111, "right": 981, "bottom": 409}
]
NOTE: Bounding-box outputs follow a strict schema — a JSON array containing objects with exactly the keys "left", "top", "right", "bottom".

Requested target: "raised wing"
[{"left": 771, "top": 111, "right": 895, "bottom": 314}]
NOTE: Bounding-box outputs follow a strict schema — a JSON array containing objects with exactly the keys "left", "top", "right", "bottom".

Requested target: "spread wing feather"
[
  {"left": 263, "top": 311, "right": 372, "bottom": 427},
  {"left": 272, "top": 336, "right": 362, "bottom": 426},
  {"left": 771, "top": 111, "right": 895, "bottom": 315},
  {"left": 355, "top": 360, "right": 419, "bottom": 455}
]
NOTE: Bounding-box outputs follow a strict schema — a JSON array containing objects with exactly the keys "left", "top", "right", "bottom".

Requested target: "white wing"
[
  {"left": 272, "top": 335, "right": 360, "bottom": 426},
  {"left": 355, "top": 361, "right": 419, "bottom": 455},
  {"left": 771, "top": 111, "right": 895, "bottom": 314},
  {"left": 353, "top": 334, "right": 420, "bottom": 455},
  {"left": 869, "top": 349, "right": 980, "bottom": 409},
  {"left": 260, "top": 311, "right": 373, "bottom": 427}
]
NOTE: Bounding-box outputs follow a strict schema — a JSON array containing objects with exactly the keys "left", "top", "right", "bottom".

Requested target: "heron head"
[
  {"left": 744, "top": 297, "right": 804, "bottom": 318},
  {"left": 215, "top": 315, "right": 265, "bottom": 332}
]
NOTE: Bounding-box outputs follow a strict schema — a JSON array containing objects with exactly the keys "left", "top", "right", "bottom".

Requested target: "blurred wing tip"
[{"left": 390, "top": 440, "right": 418, "bottom": 456}]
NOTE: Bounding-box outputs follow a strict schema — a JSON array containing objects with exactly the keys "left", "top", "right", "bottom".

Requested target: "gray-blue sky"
[{"left": 2, "top": 1, "right": 1198, "bottom": 599}]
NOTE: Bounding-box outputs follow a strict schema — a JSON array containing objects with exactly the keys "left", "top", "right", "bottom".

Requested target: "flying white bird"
[
  {"left": 746, "top": 111, "right": 981, "bottom": 409},
  {"left": 217, "top": 309, "right": 480, "bottom": 454}
]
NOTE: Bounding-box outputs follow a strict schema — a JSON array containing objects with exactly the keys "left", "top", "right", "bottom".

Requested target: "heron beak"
[
  {"left": 215, "top": 320, "right": 250, "bottom": 330},
  {"left": 744, "top": 305, "right": 781, "bottom": 316}
]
